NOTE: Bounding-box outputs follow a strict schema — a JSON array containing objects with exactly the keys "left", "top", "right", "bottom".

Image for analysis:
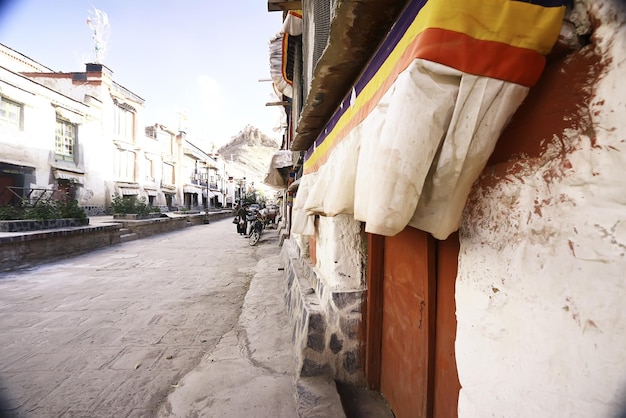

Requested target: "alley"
[{"left": 0, "top": 218, "right": 297, "bottom": 417}]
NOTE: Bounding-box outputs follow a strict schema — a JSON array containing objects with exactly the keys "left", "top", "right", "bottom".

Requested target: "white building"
[
  {"left": 1, "top": 43, "right": 228, "bottom": 215},
  {"left": 0, "top": 44, "right": 105, "bottom": 212}
]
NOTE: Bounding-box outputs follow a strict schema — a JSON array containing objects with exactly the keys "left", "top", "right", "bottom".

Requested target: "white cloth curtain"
[
  {"left": 269, "top": 34, "right": 293, "bottom": 99},
  {"left": 291, "top": 173, "right": 317, "bottom": 235},
  {"left": 282, "top": 11, "right": 302, "bottom": 36},
  {"left": 264, "top": 150, "right": 293, "bottom": 188},
  {"left": 298, "top": 59, "right": 528, "bottom": 240}
]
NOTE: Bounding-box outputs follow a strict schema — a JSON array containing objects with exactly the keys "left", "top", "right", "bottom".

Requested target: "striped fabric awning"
[
  {"left": 52, "top": 169, "right": 84, "bottom": 184},
  {"left": 119, "top": 188, "right": 139, "bottom": 196},
  {"left": 292, "top": 0, "right": 566, "bottom": 239},
  {"left": 304, "top": 0, "right": 566, "bottom": 175},
  {"left": 183, "top": 186, "right": 202, "bottom": 194}
]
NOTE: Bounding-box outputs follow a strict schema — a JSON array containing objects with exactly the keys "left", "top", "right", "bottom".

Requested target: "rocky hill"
[{"left": 217, "top": 125, "right": 281, "bottom": 188}]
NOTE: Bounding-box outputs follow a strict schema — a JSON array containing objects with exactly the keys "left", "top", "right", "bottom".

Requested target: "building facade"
[
  {"left": 0, "top": 43, "right": 229, "bottom": 215},
  {"left": 268, "top": 1, "right": 626, "bottom": 417}
]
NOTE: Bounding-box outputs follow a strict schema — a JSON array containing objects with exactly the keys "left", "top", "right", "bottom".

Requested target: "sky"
[{"left": 0, "top": 0, "right": 285, "bottom": 149}]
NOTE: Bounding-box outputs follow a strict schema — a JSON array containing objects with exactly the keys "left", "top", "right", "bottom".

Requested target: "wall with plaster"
[
  {"left": 456, "top": 1, "right": 626, "bottom": 416},
  {"left": 315, "top": 215, "right": 364, "bottom": 291}
]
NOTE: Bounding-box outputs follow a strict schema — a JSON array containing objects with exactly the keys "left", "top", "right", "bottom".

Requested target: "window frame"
[
  {"left": 113, "top": 103, "right": 136, "bottom": 143},
  {"left": 162, "top": 163, "right": 175, "bottom": 186},
  {"left": 116, "top": 149, "right": 136, "bottom": 182},
  {"left": 0, "top": 96, "right": 23, "bottom": 129},
  {"left": 55, "top": 117, "right": 77, "bottom": 162}
]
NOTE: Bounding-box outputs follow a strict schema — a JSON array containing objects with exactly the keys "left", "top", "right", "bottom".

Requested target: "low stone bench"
[
  {"left": 0, "top": 223, "right": 122, "bottom": 272},
  {"left": 0, "top": 218, "right": 86, "bottom": 233},
  {"left": 0, "top": 211, "right": 236, "bottom": 272}
]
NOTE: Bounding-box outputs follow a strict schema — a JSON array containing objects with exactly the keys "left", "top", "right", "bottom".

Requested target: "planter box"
[
  {"left": 173, "top": 210, "right": 200, "bottom": 215},
  {"left": 0, "top": 218, "right": 88, "bottom": 233},
  {"left": 112, "top": 213, "right": 162, "bottom": 220}
]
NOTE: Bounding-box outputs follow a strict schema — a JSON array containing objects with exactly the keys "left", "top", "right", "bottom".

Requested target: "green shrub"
[
  {"left": 24, "top": 200, "right": 59, "bottom": 220},
  {"left": 0, "top": 205, "right": 22, "bottom": 220},
  {"left": 111, "top": 194, "right": 157, "bottom": 216},
  {"left": 59, "top": 198, "right": 89, "bottom": 225},
  {"left": 0, "top": 196, "right": 87, "bottom": 224}
]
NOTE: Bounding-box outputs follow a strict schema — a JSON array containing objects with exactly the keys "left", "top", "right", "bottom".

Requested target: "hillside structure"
[
  {"left": 0, "top": 44, "right": 232, "bottom": 214},
  {"left": 267, "top": 0, "right": 626, "bottom": 417}
]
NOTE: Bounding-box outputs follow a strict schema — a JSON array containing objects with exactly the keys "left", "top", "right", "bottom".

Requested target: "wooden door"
[
  {"left": 364, "top": 228, "right": 460, "bottom": 418},
  {"left": 433, "top": 233, "right": 461, "bottom": 418},
  {"left": 380, "top": 227, "right": 436, "bottom": 417},
  {"left": 0, "top": 175, "right": 16, "bottom": 206}
]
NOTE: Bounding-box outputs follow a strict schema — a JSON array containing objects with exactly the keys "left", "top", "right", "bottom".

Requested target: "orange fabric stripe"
[
  {"left": 411, "top": 28, "right": 547, "bottom": 87},
  {"left": 281, "top": 33, "right": 293, "bottom": 86}
]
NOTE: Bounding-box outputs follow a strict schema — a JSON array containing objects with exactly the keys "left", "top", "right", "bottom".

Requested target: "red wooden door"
[
  {"left": 433, "top": 233, "right": 461, "bottom": 418},
  {"left": 380, "top": 227, "right": 435, "bottom": 417},
  {"left": 366, "top": 228, "right": 460, "bottom": 418}
]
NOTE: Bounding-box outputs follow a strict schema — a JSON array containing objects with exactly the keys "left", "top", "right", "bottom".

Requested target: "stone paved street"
[{"left": 0, "top": 218, "right": 297, "bottom": 417}]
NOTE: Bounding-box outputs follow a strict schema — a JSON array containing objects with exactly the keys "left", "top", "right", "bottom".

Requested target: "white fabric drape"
[
  {"left": 291, "top": 173, "right": 317, "bottom": 235},
  {"left": 282, "top": 11, "right": 302, "bottom": 36},
  {"left": 269, "top": 34, "right": 293, "bottom": 98},
  {"left": 297, "top": 59, "right": 528, "bottom": 240},
  {"left": 264, "top": 150, "right": 293, "bottom": 188}
]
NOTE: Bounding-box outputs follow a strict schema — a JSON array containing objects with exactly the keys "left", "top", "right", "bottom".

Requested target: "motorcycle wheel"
[{"left": 249, "top": 230, "right": 260, "bottom": 246}]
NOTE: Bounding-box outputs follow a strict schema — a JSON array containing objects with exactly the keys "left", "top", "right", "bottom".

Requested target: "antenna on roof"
[{"left": 86, "top": 7, "right": 110, "bottom": 64}]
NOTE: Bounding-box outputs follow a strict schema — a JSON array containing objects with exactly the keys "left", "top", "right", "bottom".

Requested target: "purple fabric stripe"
[
  {"left": 308, "top": 0, "right": 428, "bottom": 156},
  {"left": 510, "top": 0, "right": 568, "bottom": 7}
]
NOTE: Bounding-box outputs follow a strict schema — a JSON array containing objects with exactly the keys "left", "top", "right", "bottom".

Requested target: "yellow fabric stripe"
[
  {"left": 410, "top": 0, "right": 564, "bottom": 54},
  {"left": 304, "top": 21, "right": 416, "bottom": 172}
]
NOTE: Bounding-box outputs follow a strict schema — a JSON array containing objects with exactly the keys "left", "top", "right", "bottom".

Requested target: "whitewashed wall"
[
  {"left": 456, "top": 2, "right": 626, "bottom": 417},
  {"left": 0, "top": 64, "right": 104, "bottom": 207},
  {"left": 315, "top": 215, "right": 364, "bottom": 291}
]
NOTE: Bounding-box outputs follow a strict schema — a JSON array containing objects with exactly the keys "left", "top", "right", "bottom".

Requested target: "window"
[
  {"left": 55, "top": 118, "right": 77, "bottom": 162},
  {"left": 162, "top": 163, "right": 175, "bottom": 186},
  {"left": 0, "top": 96, "right": 22, "bottom": 129},
  {"left": 116, "top": 149, "right": 135, "bottom": 182},
  {"left": 161, "top": 134, "right": 176, "bottom": 156},
  {"left": 113, "top": 103, "right": 135, "bottom": 142},
  {"left": 146, "top": 158, "right": 154, "bottom": 181}
]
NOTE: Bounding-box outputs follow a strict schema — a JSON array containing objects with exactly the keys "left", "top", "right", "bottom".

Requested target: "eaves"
[{"left": 291, "top": 0, "right": 409, "bottom": 151}]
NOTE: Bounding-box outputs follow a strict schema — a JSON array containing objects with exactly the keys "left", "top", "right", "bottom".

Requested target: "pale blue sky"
[{"left": 0, "top": 0, "right": 284, "bottom": 148}]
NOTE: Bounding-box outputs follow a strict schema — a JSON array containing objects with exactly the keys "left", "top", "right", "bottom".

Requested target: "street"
[{"left": 0, "top": 218, "right": 297, "bottom": 417}]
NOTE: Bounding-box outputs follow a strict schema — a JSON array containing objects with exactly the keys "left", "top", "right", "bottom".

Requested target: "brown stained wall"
[
  {"left": 308, "top": 235, "right": 317, "bottom": 265},
  {"left": 482, "top": 43, "right": 603, "bottom": 186}
]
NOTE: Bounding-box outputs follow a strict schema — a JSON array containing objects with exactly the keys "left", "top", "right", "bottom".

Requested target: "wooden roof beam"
[{"left": 268, "top": 0, "right": 302, "bottom": 12}]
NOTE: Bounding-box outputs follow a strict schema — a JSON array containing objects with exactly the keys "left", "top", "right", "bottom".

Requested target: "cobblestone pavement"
[{"left": 0, "top": 218, "right": 297, "bottom": 418}]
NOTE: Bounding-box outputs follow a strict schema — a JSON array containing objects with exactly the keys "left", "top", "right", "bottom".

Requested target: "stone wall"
[
  {"left": 281, "top": 238, "right": 365, "bottom": 385},
  {"left": 0, "top": 211, "right": 235, "bottom": 272},
  {"left": 0, "top": 224, "right": 121, "bottom": 272},
  {"left": 82, "top": 205, "right": 108, "bottom": 216},
  {"left": 0, "top": 218, "right": 86, "bottom": 233},
  {"left": 114, "top": 211, "right": 233, "bottom": 238}
]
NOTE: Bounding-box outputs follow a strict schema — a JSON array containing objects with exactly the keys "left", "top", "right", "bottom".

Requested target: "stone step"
[
  {"left": 119, "top": 228, "right": 138, "bottom": 243},
  {"left": 120, "top": 232, "right": 138, "bottom": 243}
]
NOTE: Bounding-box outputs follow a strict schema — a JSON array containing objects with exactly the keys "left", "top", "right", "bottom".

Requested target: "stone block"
[
  {"left": 339, "top": 317, "right": 361, "bottom": 341},
  {"left": 308, "top": 312, "right": 326, "bottom": 335},
  {"left": 306, "top": 333, "right": 326, "bottom": 352},
  {"left": 331, "top": 291, "right": 358, "bottom": 310},
  {"left": 300, "top": 358, "right": 333, "bottom": 378},
  {"left": 329, "top": 334, "right": 343, "bottom": 354},
  {"left": 343, "top": 350, "right": 360, "bottom": 374}
]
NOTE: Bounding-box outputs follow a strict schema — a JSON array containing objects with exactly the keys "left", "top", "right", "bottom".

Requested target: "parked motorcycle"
[{"left": 248, "top": 214, "right": 269, "bottom": 246}]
